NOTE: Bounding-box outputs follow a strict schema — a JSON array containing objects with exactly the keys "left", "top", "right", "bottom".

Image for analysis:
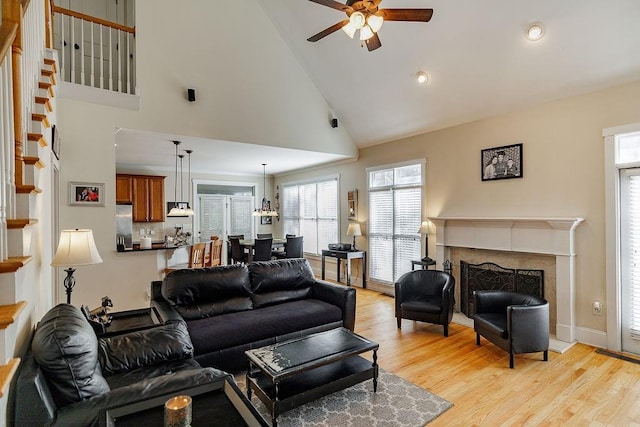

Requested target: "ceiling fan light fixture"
[
  {"left": 350, "top": 11, "right": 366, "bottom": 29},
  {"left": 360, "top": 25, "right": 374, "bottom": 41},
  {"left": 416, "top": 71, "right": 429, "bottom": 85},
  {"left": 342, "top": 21, "right": 357, "bottom": 38},
  {"left": 526, "top": 22, "right": 544, "bottom": 41},
  {"left": 367, "top": 14, "right": 384, "bottom": 33}
]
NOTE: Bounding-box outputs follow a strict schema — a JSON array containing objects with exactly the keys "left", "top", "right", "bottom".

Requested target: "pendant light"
[
  {"left": 253, "top": 163, "right": 279, "bottom": 217},
  {"left": 183, "top": 149, "right": 195, "bottom": 216},
  {"left": 167, "top": 140, "right": 184, "bottom": 217}
]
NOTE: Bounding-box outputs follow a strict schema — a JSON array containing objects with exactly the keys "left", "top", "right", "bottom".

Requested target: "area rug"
[{"left": 235, "top": 369, "right": 452, "bottom": 426}]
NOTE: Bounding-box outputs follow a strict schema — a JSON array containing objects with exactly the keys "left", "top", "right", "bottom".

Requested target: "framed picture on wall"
[
  {"left": 69, "top": 182, "right": 105, "bottom": 206},
  {"left": 261, "top": 216, "right": 272, "bottom": 225},
  {"left": 347, "top": 190, "right": 358, "bottom": 220},
  {"left": 481, "top": 143, "right": 523, "bottom": 181}
]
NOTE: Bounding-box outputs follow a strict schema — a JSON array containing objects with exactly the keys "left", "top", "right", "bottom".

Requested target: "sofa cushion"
[
  {"left": 249, "top": 259, "right": 315, "bottom": 308},
  {"left": 32, "top": 304, "right": 110, "bottom": 408},
  {"left": 474, "top": 312, "right": 508, "bottom": 339},
  {"left": 98, "top": 322, "right": 194, "bottom": 375},
  {"left": 187, "top": 299, "right": 343, "bottom": 356},
  {"left": 162, "top": 265, "right": 253, "bottom": 319}
]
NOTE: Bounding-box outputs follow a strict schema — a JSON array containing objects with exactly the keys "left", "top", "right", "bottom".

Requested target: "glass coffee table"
[{"left": 245, "top": 327, "right": 379, "bottom": 426}]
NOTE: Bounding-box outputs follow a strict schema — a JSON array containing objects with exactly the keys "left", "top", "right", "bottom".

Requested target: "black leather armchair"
[
  {"left": 473, "top": 290, "right": 549, "bottom": 368},
  {"left": 395, "top": 270, "right": 455, "bottom": 336},
  {"left": 12, "top": 304, "right": 230, "bottom": 426}
]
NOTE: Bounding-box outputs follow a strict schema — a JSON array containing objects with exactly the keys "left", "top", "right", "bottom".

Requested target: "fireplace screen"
[{"left": 460, "top": 261, "right": 544, "bottom": 317}]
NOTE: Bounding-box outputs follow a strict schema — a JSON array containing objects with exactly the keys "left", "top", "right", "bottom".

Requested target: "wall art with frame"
[
  {"left": 481, "top": 143, "right": 523, "bottom": 181},
  {"left": 69, "top": 182, "right": 105, "bottom": 206}
]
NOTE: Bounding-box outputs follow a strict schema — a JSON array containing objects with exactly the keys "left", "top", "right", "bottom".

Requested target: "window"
[
  {"left": 368, "top": 162, "right": 423, "bottom": 284},
  {"left": 282, "top": 176, "right": 339, "bottom": 255}
]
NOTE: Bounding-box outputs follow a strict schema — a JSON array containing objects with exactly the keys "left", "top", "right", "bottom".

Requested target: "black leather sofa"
[
  {"left": 11, "top": 304, "right": 230, "bottom": 426},
  {"left": 151, "top": 258, "right": 357, "bottom": 372},
  {"left": 473, "top": 290, "right": 549, "bottom": 368}
]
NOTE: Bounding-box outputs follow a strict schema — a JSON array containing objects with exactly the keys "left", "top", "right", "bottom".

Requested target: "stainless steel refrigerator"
[{"left": 115, "top": 204, "right": 133, "bottom": 250}]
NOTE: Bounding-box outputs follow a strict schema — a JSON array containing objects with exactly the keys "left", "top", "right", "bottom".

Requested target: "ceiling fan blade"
[
  {"left": 365, "top": 33, "right": 382, "bottom": 51},
  {"left": 308, "top": 0, "right": 353, "bottom": 13},
  {"left": 307, "top": 19, "right": 350, "bottom": 42},
  {"left": 380, "top": 8, "right": 434, "bottom": 22}
]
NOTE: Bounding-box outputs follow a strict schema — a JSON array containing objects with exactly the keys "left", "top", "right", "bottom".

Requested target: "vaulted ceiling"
[{"left": 116, "top": 0, "right": 640, "bottom": 175}]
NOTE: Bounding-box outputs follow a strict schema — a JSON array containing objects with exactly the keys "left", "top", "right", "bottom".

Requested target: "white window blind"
[
  {"left": 282, "top": 177, "right": 338, "bottom": 255},
  {"left": 368, "top": 163, "right": 422, "bottom": 285},
  {"left": 229, "top": 197, "right": 253, "bottom": 238},
  {"left": 627, "top": 174, "right": 640, "bottom": 338}
]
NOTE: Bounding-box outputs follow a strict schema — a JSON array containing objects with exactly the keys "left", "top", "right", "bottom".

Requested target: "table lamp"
[
  {"left": 51, "top": 229, "right": 103, "bottom": 304},
  {"left": 418, "top": 221, "right": 434, "bottom": 263},
  {"left": 347, "top": 223, "right": 362, "bottom": 251}
]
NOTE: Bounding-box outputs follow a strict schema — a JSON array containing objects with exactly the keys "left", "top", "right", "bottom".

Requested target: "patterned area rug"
[{"left": 235, "top": 369, "right": 452, "bottom": 426}]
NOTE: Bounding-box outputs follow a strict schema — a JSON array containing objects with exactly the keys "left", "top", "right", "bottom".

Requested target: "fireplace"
[
  {"left": 430, "top": 217, "right": 584, "bottom": 344},
  {"left": 460, "top": 261, "right": 544, "bottom": 317}
]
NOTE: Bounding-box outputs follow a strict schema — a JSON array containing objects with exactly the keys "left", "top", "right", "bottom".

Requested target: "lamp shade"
[
  {"left": 347, "top": 223, "right": 362, "bottom": 237},
  {"left": 51, "top": 229, "right": 103, "bottom": 267},
  {"left": 418, "top": 221, "right": 431, "bottom": 234}
]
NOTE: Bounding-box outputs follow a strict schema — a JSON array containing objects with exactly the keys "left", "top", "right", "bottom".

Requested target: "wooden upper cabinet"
[
  {"left": 115, "top": 175, "right": 133, "bottom": 204},
  {"left": 148, "top": 176, "right": 166, "bottom": 222},
  {"left": 118, "top": 174, "right": 165, "bottom": 222}
]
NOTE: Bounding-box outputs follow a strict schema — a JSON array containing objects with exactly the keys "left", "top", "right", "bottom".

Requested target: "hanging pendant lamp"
[
  {"left": 183, "top": 149, "right": 195, "bottom": 216},
  {"left": 253, "top": 163, "right": 279, "bottom": 217},
  {"left": 167, "top": 140, "right": 184, "bottom": 217}
]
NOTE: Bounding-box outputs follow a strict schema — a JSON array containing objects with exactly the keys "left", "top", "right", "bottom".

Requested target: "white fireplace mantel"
[{"left": 429, "top": 216, "right": 584, "bottom": 344}]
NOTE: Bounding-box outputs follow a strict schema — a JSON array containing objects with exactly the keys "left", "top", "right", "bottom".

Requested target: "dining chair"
[
  {"left": 205, "top": 239, "right": 223, "bottom": 267},
  {"left": 284, "top": 236, "right": 304, "bottom": 258},
  {"left": 227, "top": 235, "right": 245, "bottom": 264},
  {"left": 253, "top": 238, "right": 273, "bottom": 262},
  {"left": 257, "top": 233, "right": 272, "bottom": 239},
  {"left": 188, "top": 242, "right": 207, "bottom": 268},
  {"left": 230, "top": 238, "right": 248, "bottom": 264}
]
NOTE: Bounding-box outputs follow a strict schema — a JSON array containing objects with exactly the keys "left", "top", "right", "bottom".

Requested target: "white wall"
[{"left": 276, "top": 79, "right": 640, "bottom": 336}]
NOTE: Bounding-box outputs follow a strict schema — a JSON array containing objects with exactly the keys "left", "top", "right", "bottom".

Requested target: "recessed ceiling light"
[
  {"left": 415, "top": 71, "right": 429, "bottom": 85},
  {"left": 526, "top": 23, "right": 544, "bottom": 41}
]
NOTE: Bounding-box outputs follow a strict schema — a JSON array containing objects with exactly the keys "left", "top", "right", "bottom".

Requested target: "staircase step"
[
  {"left": 38, "top": 81, "right": 54, "bottom": 98},
  {"left": 31, "top": 113, "right": 50, "bottom": 129},
  {"left": 27, "top": 132, "right": 47, "bottom": 148},
  {"left": 16, "top": 185, "right": 42, "bottom": 194},
  {"left": 34, "top": 96, "right": 52, "bottom": 113},
  {"left": 41, "top": 68, "right": 56, "bottom": 85},
  {"left": 44, "top": 57, "right": 57, "bottom": 73},
  {"left": 0, "top": 302, "right": 26, "bottom": 329},
  {"left": 0, "top": 257, "right": 32, "bottom": 274},
  {"left": 23, "top": 156, "right": 45, "bottom": 169},
  {"left": 0, "top": 358, "right": 20, "bottom": 398},
  {"left": 6, "top": 219, "right": 37, "bottom": 229}
]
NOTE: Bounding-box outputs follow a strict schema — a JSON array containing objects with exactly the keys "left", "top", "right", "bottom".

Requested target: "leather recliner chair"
[
  {"left": 395, "top": 270, "right": 456, "bottom": 336},
  {"left": 473, "top": 290, "right": 549, "bottom": 368},
  {"left": 11, "top": 304, "right": 230, "bottom": 426}
]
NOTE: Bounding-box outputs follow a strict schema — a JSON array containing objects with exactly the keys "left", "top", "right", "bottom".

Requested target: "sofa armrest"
[
  {"left": 311, "top": 279, "right": 356, "bottom": 331},
  {"left": 52, "top": 367, "right": 231, "bottom": 427},
  {"left": 150, "top": 290, "right": 184, "bottom": 324},
  {"left": 508, "top": 303, "right": 550, "bottom": 353},
  {"left": 98, "top": 322, "right": 194, "bottom": 375}
]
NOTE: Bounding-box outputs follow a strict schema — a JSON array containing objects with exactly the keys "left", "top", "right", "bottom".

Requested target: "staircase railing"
[{"left": 52, "top": 5, "right": 136, "bottom": 94}]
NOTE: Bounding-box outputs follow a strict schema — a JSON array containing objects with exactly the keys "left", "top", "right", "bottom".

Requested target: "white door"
[
  {"left": 198, "top": 195, "right": 226, "bottom": 242},
  {"left": 620, "top": 168, "right": 640, "bottom": 354}
]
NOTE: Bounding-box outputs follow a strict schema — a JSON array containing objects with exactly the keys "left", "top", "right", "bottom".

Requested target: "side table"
[
  {"left": 411, "top": 259, "right": 436, "bottom": 270},
  {"left": 321, "top": 249, "right": 366, "bottom": 288}
]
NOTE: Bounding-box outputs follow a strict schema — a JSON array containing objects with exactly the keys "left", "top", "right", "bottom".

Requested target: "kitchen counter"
[{"left": 117, "top": 243, "right": 179, "bottom": 252}]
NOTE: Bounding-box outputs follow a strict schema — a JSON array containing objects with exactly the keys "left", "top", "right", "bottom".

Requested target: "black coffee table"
[{"left": 245, "top": 327, "right": 379, "bottom": 426}]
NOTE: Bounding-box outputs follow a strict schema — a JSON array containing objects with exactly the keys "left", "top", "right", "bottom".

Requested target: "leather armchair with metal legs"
[
  {"left": 395, "top": 270, "right": 455, "bottom": 336},
  {"left": 473, "top": 290, "right": 549, "bottom": 368}
]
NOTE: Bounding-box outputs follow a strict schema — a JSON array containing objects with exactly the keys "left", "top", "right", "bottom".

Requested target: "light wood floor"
[{"left": 352, "top": 287, "right": 640, "bottom": 426}]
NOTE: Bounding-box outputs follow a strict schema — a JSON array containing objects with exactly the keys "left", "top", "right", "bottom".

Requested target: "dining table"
[{"left": 239, "top": 238, "right": 286, "bottom": 263}]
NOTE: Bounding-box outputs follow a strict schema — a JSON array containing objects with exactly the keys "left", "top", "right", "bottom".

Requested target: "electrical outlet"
[{"left": 593, "top": 301, "right": 603, "bottom": 315}]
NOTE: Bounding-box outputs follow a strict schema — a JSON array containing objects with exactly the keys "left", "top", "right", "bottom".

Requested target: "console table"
[{"left": 321, "top": 249, "right": 366, "bottom": 288}]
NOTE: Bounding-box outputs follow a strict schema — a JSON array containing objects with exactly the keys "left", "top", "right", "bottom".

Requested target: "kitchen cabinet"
[
  {"left": 117, "top": 174, "right": 165, "bottom": 222},
  {"left": 116, "top": 175, "right": 133, "bottom": 204}
]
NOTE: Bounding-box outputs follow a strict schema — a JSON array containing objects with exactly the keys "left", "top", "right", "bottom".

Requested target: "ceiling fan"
[{"left": 306, "top": 0, "right": 433, "bottom": 52}]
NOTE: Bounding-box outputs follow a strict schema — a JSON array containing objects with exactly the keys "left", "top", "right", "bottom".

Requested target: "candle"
[{"left": 164, "top": 395, "right": 192, "bottom": 427}]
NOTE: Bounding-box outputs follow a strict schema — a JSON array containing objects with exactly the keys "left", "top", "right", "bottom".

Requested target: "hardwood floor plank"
[{"left": 345, "top": 286, "right": 640, "bottom": 426}]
